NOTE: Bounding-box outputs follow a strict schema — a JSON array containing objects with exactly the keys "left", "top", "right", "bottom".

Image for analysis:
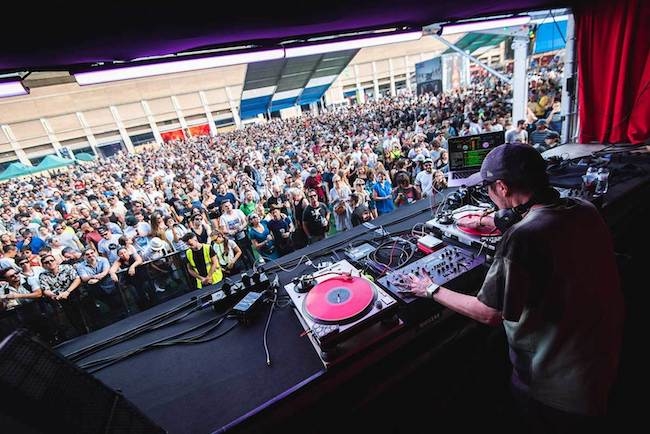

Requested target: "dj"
[{"left": 398, "top": 143, "right": 624, "bottom": 433}]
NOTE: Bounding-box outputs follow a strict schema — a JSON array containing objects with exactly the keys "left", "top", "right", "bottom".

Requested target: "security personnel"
[{"left": 181, "top": 232, "right": 222, "bottom": 289}]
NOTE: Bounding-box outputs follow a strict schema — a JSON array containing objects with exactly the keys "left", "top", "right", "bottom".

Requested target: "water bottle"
[
  {"left": 595, "top": 168, "right": 610, "bottom": 194},
  {"left": 582, "top": 166, "right": 597, "bottom": 193}
]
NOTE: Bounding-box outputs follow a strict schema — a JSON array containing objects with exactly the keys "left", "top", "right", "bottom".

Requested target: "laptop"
[{"left": 446, "top": 131, "right": 505, "bottom": 187}]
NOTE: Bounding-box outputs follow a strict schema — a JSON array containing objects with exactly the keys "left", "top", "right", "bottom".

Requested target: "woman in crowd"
[
  {"left": 372, "top": 171, "right": 394, "bottom": 216},
  {"left": 211, "top": 231, "right": 243, "bottom": 277},
  {"left": 329, "top": 174, "right": 353, "bottom": 232},
  {"left": 393, "top": 173, "right": 421, "bottom": 208},
  {"left": 164, "top": 215, "right": 190, "bottom": 252},
  {"left": 289, "top": 187, "right": 309, "bottom": 250},
  {"left": 247, "top": 213, "right": 278, "bottom": 261}
]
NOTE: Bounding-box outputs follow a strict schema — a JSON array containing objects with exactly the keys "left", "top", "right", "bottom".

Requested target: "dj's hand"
[{"left": 395, "top": 272, "right": 433, "bottom": 298}]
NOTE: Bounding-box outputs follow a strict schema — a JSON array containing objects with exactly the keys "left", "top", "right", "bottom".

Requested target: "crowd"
[{"left": 0, "top": 64, "right": 564, "bottom": 340}]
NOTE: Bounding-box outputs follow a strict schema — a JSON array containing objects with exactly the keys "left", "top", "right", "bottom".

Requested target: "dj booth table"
[
  {"left": 56, "top": 199, "right": 496, "bottom": 434},
  {"left": 55, "top": 146, "right": 649, "bottom": 433}
]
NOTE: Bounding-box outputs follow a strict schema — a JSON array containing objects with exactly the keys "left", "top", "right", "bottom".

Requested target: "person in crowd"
[
  {"left": 110, "top": 246, "right": 155, "bottom": 310},
  {"left": 329, "top": 174, "right": 353, "bottom": 232},
  {"left": 96, "top": 225, "right": 122, "bottom": 264},
  {"left": 0, "top": 244, "right": 20, "bottom": 272},
  {"left": 392, "top": 173, "right": 420, "bottom": 208},
  {"left": 61, "top": 246, "right": 84, "bottom": 268},
  {"left": 218, "top": 200, "right": 255, "bottom": 269},
  {"left": 211, "top": 231, "right": 243, "bottom": 277},
  {"left": 77, "top": 248, "right": 124, "bottom": 328},
  {"left": 372, "top": 171, "right": 394, "bottom": 216},
  {"left": 39, "top": 254, "right": 86, "bottom": 337},
  {"left": 164, "top": 215, "right": 190, "bottom": 253},
  {"left": 529, "top": 119, "right": 556, "bottom": 147},
  {"left": 188, "top": 211, "right": 211, "bottom": 244},
  {"left": 350, "top": 193, "right": 374, "bottom": 227},
  {"left": 266, "top": 205, "right": 295, "bottom": 256},
  {"left": 534, "top": 131, "right": 561, "bottom": 153},
  {"left": 398, "top": 143, "right": 624, "bottom": 433},
  {"left": 304, "top": 167, "right": 328, "bottom": 205},
  {"left": 247, "top": 213, "right": 279, "bottom": 261},
  {"left": 506, "top": 119, "right": 529, "bottom": 144},
  {"left": 414, "top": 158, "right": 435, "bottom": 198},
  {"left": 181, "top": 232, "right": 222, "bottom": 289},
  {"left": 432, "top": 169, "right": 448, "bottom": 193},
  {"left": 302, "top": 189, "right": 330, "bottom": 244},
  {"left": 289, "top": 188, "right": 309, "bottom": 250},
  {"left": 16, "top": 228, "right": 46, "bottom": 254},
  {"left": 433, "top": 148, "right": 449, "bottom": 173}
]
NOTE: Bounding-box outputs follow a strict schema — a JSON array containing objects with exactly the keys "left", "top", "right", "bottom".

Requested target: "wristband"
[{"left": 426, "top": 283, "right": 440, "bottom": 298}]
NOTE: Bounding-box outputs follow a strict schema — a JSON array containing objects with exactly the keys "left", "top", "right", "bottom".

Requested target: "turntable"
[
  {"left": 426, "top": 205, "right": 502, "bottom": 253},
  {"left": 284, "top": 260, "right": 401, "bottom": 365}
]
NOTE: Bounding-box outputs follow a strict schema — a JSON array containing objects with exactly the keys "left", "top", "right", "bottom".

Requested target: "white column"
[
  {"left": 404, "top": 55, "right": 412, "bottom": 92},
  {"left": 511, "top": 37, "right": 530, "bottom": 123},
  {"left": 141, "top": 100, "right": 163, "bottom": 144},
  {"left": 224, "top": 86, "right": 242, "bottom": 128},
  {"left": 170, "top": 96, "right": 189, "bottom": 131},
  {"left": 199, "top": 91, "right": 218, "bottom": 136},
  {"left": 310, "top": 101, "right": 319, "bottom": 115},
  {"left": 388, "top": 58, "right": 396, "bottom": 96},
  {"left": 354, "top": 64, "right": 365, "bottom": 104},
  {"left": 561, "top": 14, "right": 576, "bottom": 144},
  {"left": 1, "top": 125, "right": 31, "bottom": 165},
  {"left": 371, "top": 61, "right": 380, "bottom": 101},
  {"left": 39, "top": 118, "right": 63, "bottom": 156},
  {"left": 109, "top": 106, "right": 135, "bottom": 154},
  {"left": 75, "top": 112, "right": 100, "bottom": 156}
]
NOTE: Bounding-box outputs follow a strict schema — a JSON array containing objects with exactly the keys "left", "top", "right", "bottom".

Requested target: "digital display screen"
[{"left": 447, "top": 131, "right": 505, "bottom": 170}]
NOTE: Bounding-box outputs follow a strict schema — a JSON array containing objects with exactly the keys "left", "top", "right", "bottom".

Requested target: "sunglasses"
[
  {"left": 42, "top": 259, "right": 55, "bottom": 265},
  {"left": 308, "top": 194, "right": 318, "bottom": 198}
]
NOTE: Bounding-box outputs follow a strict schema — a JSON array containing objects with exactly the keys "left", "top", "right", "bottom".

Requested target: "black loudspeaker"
[{"left": 0, "top": 329, "right": 166, "bottom": 434}]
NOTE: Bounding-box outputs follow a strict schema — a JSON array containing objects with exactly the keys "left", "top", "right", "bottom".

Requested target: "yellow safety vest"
[{"left": 186, "top": 244, "right": 222, "bottom": 288}]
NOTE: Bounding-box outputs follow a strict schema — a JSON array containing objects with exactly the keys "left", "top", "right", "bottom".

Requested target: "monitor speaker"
[{"left": 0, "top": 329, "right": 166, "bottom": 433}]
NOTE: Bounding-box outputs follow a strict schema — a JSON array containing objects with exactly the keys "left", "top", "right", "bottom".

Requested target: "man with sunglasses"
[
  {"left": 302, "top": 188, "right": 330, "bottom": 244},
  {"left": 39, "top": 254, "right": 87, "bottom": 337}
]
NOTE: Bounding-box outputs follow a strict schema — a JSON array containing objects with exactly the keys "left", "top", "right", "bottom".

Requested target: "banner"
[
  {"left": 187, "top": 124, "right": 211, "bottom": 137},
  {"left": 415, "top": 57, "right": 442, "bottom": 95},
  {"left": 160, "top": 129, "right": 186, "bottom": 142},
  {"left": 442, "top": 53, "right": 470, "bottom": 92}
]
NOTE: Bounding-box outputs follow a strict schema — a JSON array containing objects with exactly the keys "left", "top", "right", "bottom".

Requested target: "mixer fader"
[{"left": 377, "top": 245, "right": 485, "bottom": 303}]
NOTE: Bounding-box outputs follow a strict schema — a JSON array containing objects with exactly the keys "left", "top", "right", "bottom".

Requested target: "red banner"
[
  {"left": 188, "top": 124, "right": 210, "bottom": 137},
  {"left": 160, "top": 129, "right": 186, "bottom": 142}
]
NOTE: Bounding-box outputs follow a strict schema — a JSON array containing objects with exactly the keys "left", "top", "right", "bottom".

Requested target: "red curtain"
[{"left": 575, "top": 0, "right": 650, "bottom": 144}]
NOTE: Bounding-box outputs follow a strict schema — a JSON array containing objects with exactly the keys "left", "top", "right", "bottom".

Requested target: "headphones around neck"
[
  {"left": 493, "top": 188, "right": 560, "bottom": 233},
  {"left": 493, "top": 200, "right": 535, "bottom": 233}
]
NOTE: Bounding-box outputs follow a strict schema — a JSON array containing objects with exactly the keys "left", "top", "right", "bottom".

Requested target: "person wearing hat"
[
  {"left": 529, "top": 119, "right": 557, "bottom": 147},
  {"left": 533, "top": 131, "right": 561, "bottom": 153},
  {"left": 397, "top": 143, "right": 624, "bottom": 431}
]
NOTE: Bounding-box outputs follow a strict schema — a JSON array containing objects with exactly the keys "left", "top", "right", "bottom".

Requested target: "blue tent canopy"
[
  {"left": 0, "top": 162, "right": 34, "bottom": 181},
  {"left": 74, "top": 152, "right": 96, "bottom": 162},
  {"left": 33, "top": 154, "right": 76, "bottom": 172}
]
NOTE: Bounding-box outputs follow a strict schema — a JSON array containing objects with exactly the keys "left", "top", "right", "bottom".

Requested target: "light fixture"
[
  {"left": 0, "top": 79, "right": 29, "bottom": 98},
  {"left": 285, "top": 29, "right": 422, "bottom": 58},
  {"left": 438, "top": 16, "right": 531, "bottom": 36},
  {"left": 74, "top": 48, "right": 285, "bottom": 85}
]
